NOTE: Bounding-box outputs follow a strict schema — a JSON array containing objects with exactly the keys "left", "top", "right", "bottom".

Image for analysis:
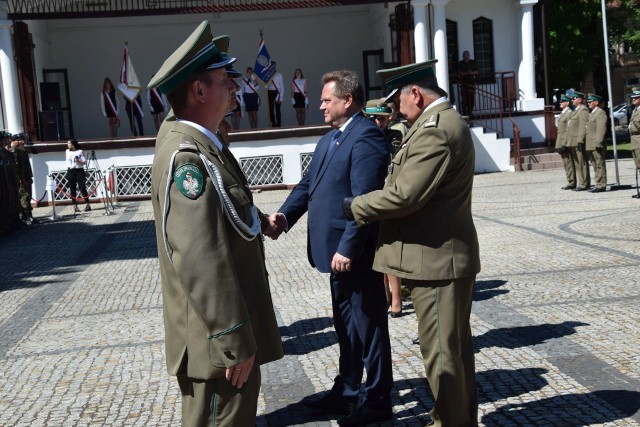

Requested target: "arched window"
[{"left": 472, "top": 17, "right": 495, "bottom": 83}]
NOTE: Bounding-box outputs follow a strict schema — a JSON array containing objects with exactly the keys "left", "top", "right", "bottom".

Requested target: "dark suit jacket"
[{"left": 280, "top": 113, "right": 389, "bottom": 273}]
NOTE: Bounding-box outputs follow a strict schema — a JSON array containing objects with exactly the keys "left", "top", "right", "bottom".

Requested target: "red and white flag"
[{"left": 118, "top": 43, "right": 141, "bottom": 102}]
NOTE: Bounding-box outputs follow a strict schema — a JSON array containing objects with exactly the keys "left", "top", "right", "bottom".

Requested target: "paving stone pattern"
[{"left": 1, "top": 159, "right": 639, "bottom": 426}]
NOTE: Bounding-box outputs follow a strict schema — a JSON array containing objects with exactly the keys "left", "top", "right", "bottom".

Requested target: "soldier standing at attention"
[
  {"left": 627, "top": 89, "right": 640, "bottom": 199},
  {"left": 345, "top": 59, "right": 481, "bottom": 427},
  {"left": 568, "top": 91, "right": 591, "bottom": 191},
  {"left": 585, "top": 93, "right": 608, "bottom": 193},
  {"left": 148, "top": 21, "right": 283, "bottom": 426},
  {"left": 556, "top": 94, "right": 576, "bottom": 190}
]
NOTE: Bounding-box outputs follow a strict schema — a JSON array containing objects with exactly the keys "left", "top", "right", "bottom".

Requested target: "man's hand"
[
  {"left": 264, "top": 212, "right": 287, "bottom": 240},
  {"left": 331, "top": 252, "right": 352, "bottom": 274},
  {"left": 225, "top": 354, "right": 255, "bottom": 389},
  {"left": 342, "top": 197, "right": 354, "bottom": 220}
]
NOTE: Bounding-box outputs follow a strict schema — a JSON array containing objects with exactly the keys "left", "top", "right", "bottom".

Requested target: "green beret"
[
  {"left": 377, "top": 59, "right": 438, "bottom": 100},
  {"left": 364, "top": 98, "right": 392, "bottom": 116},
  {"left": 148, "top": 21, "right": 236, "bottom": 95},
  {"left": 572, "top": 91, "right": 585, "bottom": 99},
  {"left": 560, "top": 94, "right": 571, "bottom": 102},
  {"left": 586, "top": 93, "right": 602, "bottom": 102},
  {"left": 0, "top": 130, "right": 11, "bottom": 139},
  {"left": 630, "top": 89, "right": 640, "bottom": 99}
]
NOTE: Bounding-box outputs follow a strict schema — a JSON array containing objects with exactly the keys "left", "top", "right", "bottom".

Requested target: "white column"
[
  {"left": 431, "top": 0, "right": 450, "bottom": 94},
  {"left": 517, "top": 0, "right": 543, "bottom": 111},
  {"left": 413, "top": 1, "right": 429, "bottom": 62},
  {"left": 0, "top": 20, "right": 22, "bottom": 133}
]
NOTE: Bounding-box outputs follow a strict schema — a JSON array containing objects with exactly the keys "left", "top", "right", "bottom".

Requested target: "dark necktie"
[{"left": 328, "top": 130, "right": 342, "bottom": 156}]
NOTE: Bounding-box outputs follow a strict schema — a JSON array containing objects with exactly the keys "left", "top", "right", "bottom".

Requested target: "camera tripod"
[{"left": 86, "top": 150, "right": 116, "bottom": 215}]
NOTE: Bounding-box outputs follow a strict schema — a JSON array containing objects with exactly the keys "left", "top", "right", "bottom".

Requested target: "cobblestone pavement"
[{"left": 1, "top": 158, "right": 639, "bottom": 426}]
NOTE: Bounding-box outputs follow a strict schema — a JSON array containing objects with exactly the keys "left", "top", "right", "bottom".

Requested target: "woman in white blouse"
[{"left": 65, "top": 139, "right": 91, "bottom": 212}]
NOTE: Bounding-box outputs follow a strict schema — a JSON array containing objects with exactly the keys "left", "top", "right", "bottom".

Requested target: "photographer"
[{"left": 65, "top": 139, "right": 91, "bottom": 212}]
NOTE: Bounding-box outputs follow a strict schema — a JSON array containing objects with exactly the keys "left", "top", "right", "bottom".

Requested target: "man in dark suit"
[
  {"left": 270, "top": 70, "right": 393, "bottom": 426},
  {"left": 345, "top": 60, "right": 481, "bottom": 427},
  {"left": 149, "top": 21, "right": 283, "bottom": 426}
]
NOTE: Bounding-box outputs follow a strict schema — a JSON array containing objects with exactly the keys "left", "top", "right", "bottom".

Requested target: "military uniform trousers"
[
  {"left": 406, "top": 276, "right": 478, "bottom": 427},
  {"left": 177, "top": 366, "right": 261, "bottom": 427},
  {"left": 561, "top": 150, "right": 576, "bottom": 187},
  {"left": 632, "top": 148, "right": 640, "bottom": 170},
  {"left": 589, "top": 148, "right": 607, "bottom": 190},
  {"left": 18, "top": 178, "right": 33, "bottom": 213},
  {"left": 574, "top": 147, "right": 591, "bottom": 189}
]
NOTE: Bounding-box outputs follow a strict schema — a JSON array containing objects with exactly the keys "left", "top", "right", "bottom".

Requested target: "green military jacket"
[
  {"left": 151, "top": 121, "right": 283, "bottom": 380},
  {"left": 555, "top": 107, "right": 573, "bottom": 149},
  {"left": 567, "top": 104, "right": 589, "bottom": 148},
  {"left": 629, "top": 107, "right": 640, "bottom": 151},
  {"left": 585, "top": 107, "right": 607, "bottom": 151},
  {"left": 350, "top": 101, "right": 480, "bottom": 281}
]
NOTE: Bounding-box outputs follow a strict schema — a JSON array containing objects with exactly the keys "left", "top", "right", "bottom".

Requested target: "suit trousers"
[
  {"left": 590, "top": 148, "right": 607, "bottom": 190},
  {"left": 407, "top": 277, "right": 478, "bottom": 427},
  {"left": 177, "top": 367, "right": 261, "bottom": 427},
  {"left": 560, "top": 150, "right": 576, "bottom": 187},
  {"left": 574, "top": 147, "right": 591, "bottom": 189},
  {"left": 329, "top": 268, "right": 393, "bottom": 404}
]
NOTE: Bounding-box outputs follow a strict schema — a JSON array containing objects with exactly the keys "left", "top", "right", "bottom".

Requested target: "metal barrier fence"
[{"left": 50, "top": 153, "right": 304, "bottom": 200}]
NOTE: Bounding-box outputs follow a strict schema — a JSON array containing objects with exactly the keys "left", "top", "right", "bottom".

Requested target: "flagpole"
[{"left": 601, "top": 0, "right": 621, "bottom": 187}]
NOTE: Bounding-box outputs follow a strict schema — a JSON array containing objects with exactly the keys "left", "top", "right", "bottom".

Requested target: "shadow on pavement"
[
  {"left": 474, "top": 279, "right": 509, "bottom": 301},
  {"left": 474, "top": 321, "right": 589, "bottom": 352},
  {"left": 0, "top": 209, "right": 156, "bottom": 292},
  {"left": 279, "top": 316, "right": 337, "bottom": 356},
  {"left": 481, "top": 390, "right": 640, "bottom": 426}
]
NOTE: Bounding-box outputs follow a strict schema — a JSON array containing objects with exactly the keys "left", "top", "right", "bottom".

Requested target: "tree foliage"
[{"left": 547, "top": 0, "right": 640, "bottom": 90}]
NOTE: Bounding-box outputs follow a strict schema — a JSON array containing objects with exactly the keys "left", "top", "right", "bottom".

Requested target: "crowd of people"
[{"left": 149, "top": 19, "right": 480, "bottom": 427}]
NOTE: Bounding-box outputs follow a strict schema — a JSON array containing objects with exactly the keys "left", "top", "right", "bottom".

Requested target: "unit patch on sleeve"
[{"left": 174, "top": 163, "right": 204, "bottom": 199}]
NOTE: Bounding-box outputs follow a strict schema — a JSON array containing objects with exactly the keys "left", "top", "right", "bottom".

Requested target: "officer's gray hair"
[
  {"left": 400, "top": 78, "right": 448, "bottom": 99},
  {"left": 322, "top": 70, "right": 365, "bottom": 107}
]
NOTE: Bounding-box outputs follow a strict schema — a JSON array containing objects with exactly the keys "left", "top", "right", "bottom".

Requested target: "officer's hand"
[
  {"left": 226, "top": 353, "right": 255, "bottom": 389},
  {"left": 342, "top": 197, "right": 354, "bottom": 220}
]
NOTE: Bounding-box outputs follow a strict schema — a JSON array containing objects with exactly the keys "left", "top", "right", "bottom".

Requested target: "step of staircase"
[{"left": 511, "top": 146, "right": 564, "bottom": 171}]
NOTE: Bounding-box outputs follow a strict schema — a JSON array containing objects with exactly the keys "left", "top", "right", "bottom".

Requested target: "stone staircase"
[{"left": 511, "top": 138, "right": 564, "bottom": 171}]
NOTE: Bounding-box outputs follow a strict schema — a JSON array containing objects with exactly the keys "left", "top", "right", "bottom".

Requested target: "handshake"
[{"left": 263, "top": 212, "right": 288, "bottom": 240}]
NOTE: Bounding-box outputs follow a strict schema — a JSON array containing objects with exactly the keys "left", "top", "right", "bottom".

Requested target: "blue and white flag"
[{"left": 254, "top": 36, "right": 275, "bottom": 84}]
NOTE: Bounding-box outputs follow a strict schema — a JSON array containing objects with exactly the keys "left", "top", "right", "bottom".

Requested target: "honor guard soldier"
[
  {"left": 629, "top": 89, "right": 640, "bottom": 198},
  {"left": 556, "top": 94, "right": 576, "bottom": 189},
  {"left": 568, "top": 91, "right": 591, "bottom": 191},
  {"left": 345, "top": 60, "right": 481, "bottom": 427},
  {"left": 585, "top": 93, "right": 608, "bottom": 192},
  {"left": 148, "top": 21, "right": 283, "bottom": 426},
  {"left": 11, "top": 133, "right": 37, "bottom": 224}
]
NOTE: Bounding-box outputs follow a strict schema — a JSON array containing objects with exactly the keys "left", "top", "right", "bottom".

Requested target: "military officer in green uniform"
[
  {"left": 555, "top": 94, "right": 576, "bottom": 190},
  {"left": 364, "top": 97, "right": 407, "bottom": 156},
  {"left": 568, "top": 91, "right": 591, "bottom": 191},
  {"left": 11, "top": 133, "right": 37, "bottom": 224},
  {"left": 344, "top": 60, "right": 481, "bottom": 427},
  {"left": 585, "top": 93, "right": 608, "bottom": 192},
  {"left": 629, "top": 89, "right": 640, "bottom": 198},
  {"left": 148, "top": 21, "right": 283, "bottom": 426},
  {"left": 1, "top": 131, "right": 20, "bottom": 233}
]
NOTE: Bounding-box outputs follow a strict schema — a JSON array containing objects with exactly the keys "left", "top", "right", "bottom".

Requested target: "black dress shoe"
[
  {"left": 337, "top": 404, "right": 393, "bottom": 426},
  {"left": 412, "top": 336, "right": 420, "bottom": 345},
  {"left": 572, "top": 187, "right": 587, "bottom": 192},
  {"left": 302, "top": 393, "right": 356, "bottom": 415},
  {"left": 589, "top": 187, "right": 606, "bottom": 193},
  {"left": 389, "top": 310, "right": 403, "bottom": 318},
  {"left": 562, "top": 185, "right": 576, "bottom": 190}
]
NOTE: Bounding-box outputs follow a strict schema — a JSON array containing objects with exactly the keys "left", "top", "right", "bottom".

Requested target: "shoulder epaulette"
[
  {"left": 179, "top": 135, "right": 198, "bottom": 152},
  {"left": 424, "top": 113, "right": 439, "bottom": 128}
]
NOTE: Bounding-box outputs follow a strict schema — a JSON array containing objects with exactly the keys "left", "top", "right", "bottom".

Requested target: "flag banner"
[
  {"left": 254, "top": 36, "right": 275, "bottom": 84},
  {"left": 118, "top": 44, "right": 141, "bottom": 102}
]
